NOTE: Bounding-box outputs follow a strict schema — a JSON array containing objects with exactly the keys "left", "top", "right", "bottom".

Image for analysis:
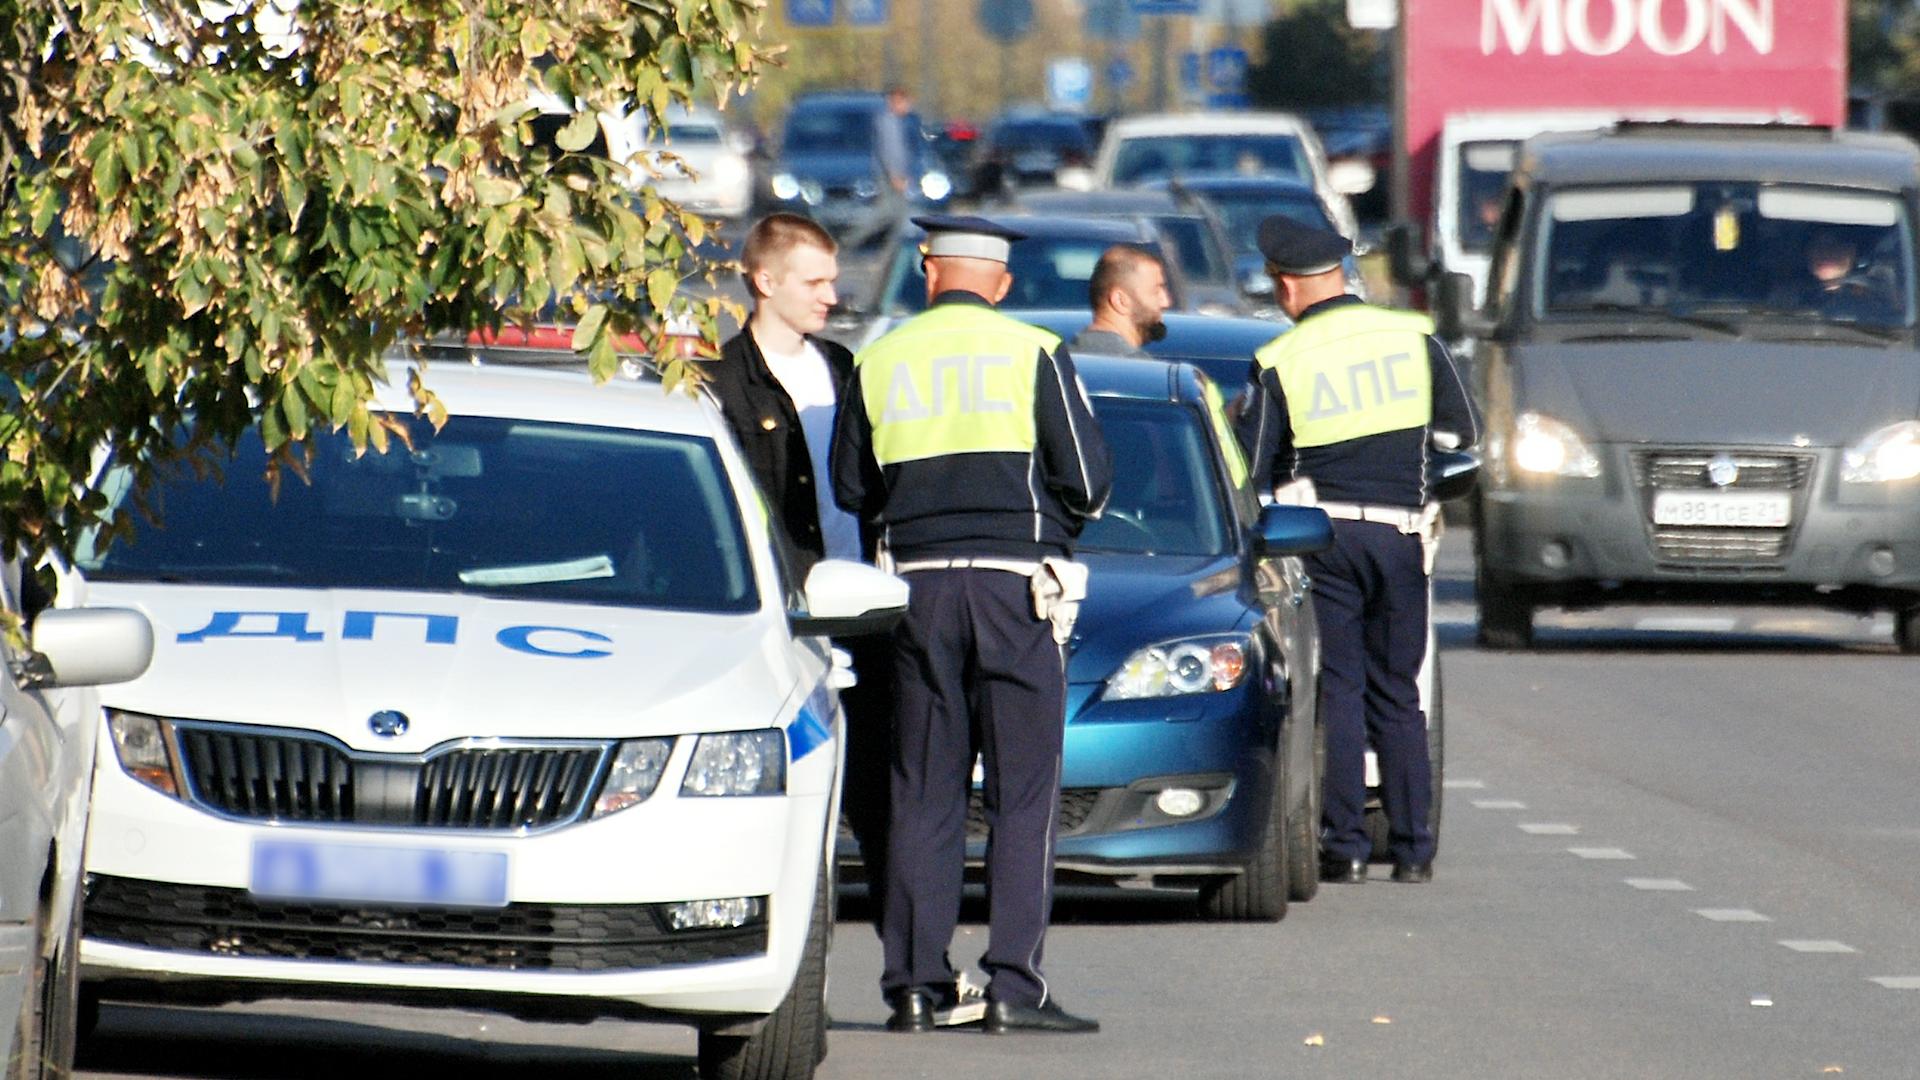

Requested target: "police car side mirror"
[
  {"left": 22, "top": 607, "right": 154, "bottom": 689},
  {"left": 789, "top": 560, "right": 910, "bottom": 638},
  {"left": 1427, "top": 450, "right": 1481, "bottom": 504},
  {"left": 1253, "top": 506, "right": 1333, "bottom": 558}
]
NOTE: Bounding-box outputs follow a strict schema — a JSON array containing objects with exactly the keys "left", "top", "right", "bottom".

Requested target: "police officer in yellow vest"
[
  {"left": 831, "top": 215, "right": 1111, "bottom": 1034},
  {"left": 1237, "top": 216, "right": 1478, "bottom": 886}
]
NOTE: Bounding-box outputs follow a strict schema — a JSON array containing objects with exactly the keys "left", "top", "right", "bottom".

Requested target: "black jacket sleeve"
[
  {"left": 1427, "top": 336, "right": 1480, "bottom": 450},
  {"left": 1234, "top": 368, "right": 1293, "bottom": 495},
  {"left": 829, "top": 364, "right": 885, "bottom": 521},
  {"left": 1031, "top": 342, "right": 1112, "bottom": 521}
]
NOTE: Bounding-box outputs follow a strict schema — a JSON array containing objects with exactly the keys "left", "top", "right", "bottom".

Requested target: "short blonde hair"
[{"left": 742, "top": 213, "right": 838, "bottom": 298}]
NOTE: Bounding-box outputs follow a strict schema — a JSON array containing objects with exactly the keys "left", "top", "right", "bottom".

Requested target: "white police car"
[{"left": 70, "top": 366, "right": 906, "bottom": 1080}]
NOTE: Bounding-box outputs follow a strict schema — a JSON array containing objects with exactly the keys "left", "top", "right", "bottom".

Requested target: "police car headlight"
[
  {"left": 1511, "top": 412, "right": 1602, "bottom": 479},
  {"left": 1103, "top": 636, "right": 1249, "bottom": 700},
  {"left": 919, "top": 171, "right": 952, "bottom": 201},
  {"left": 592, "top": 738, "right": 676, "bottom": 817},
  {"left": 106, "top": 710, "right": 181, "bottom": 798},
  {"left": 770, "top": 172, "right": 802, "bottom": 201},
  {"left": 1842, "top": 420, "right": 1920, "bottom": 484},
  {"left": 681, "top": 730, "right": 787, "bottom": 797}
]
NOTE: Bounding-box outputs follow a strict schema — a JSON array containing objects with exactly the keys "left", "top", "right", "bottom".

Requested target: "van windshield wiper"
[{"left": 1560, "top": 303, "right": 1741, "bottom": 337}]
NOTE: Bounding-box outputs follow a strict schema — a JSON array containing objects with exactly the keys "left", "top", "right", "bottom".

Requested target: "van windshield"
[{"left": 1536, "top": 182, "right": 1916, "bottom": 328}]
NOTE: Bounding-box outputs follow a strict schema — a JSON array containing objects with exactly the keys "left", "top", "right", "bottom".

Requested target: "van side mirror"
[
  {"left": 1385, "top": 222, "right": 1430, "bottom": 286},
  {"left": 1433, "top": 271, "right": 1492, "bottom": 342},
  {"left": 1253, "top": 505, "right": 1333, "bottom": 558}
]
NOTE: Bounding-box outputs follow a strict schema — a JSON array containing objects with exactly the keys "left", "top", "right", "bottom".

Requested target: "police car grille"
[
  {"left": 83, "top": 875, "right": 766, "bottom": 972},
  {"left": 174, "top": 726, "right": 608, "bottom": 830},
  {"left": 1630, "top": 450, "right": 1812, "bottom": 490}
]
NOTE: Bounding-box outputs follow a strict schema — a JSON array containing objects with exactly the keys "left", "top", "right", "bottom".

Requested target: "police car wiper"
[{"left": 147, "top": 563, "right": 299, "bottom": 582}]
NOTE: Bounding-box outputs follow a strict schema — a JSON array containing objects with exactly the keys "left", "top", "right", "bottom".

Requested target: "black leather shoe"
[
  {"left": 1391, "top": 861, "right": 1434, "bottom": 884},
  {"left": 982, "top": 998, "right": 1100, "bottom": 1035},
  {"left": 885, "top": 990, "right": 935, "bottom": 1033},
  {"left": 1319, "top": 855, "right": 1368, "bottom": 884}
]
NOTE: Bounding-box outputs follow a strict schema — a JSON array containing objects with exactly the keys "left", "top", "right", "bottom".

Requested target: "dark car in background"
[
  {"left": 762, "top": 91, "right": 953, "bottom": 244},
  {"left": 971, "top": 108, "right": 1098, "bottom": 194},
  {"left": 1006, "top": 189, "right": 1249, "bottom": 315},
  {"left": 1144, "top": 175, "right": 1368, "bottom": 303},
  {"left": 1016, "top": 309, "right": 1283, "bottom": 390},
  {"left": 1452, "top": 123, "right": 1920, "bottom": 652}
]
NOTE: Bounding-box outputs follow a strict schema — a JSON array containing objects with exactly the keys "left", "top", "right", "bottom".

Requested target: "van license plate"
[
  {"left": 1651, "top": 492, "right": 1791, "bottom": 528},
  {"left": 250, "top": 840, "right": 509, "bottom": 908}
]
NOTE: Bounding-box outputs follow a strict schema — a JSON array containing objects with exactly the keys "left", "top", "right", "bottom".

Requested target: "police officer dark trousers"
[
  {"left": 1238, "top": 215, "right": 1478, "bottom": 885},
  {"left": 831, "top": 216, "right": 1111, "bottom": 1035}
]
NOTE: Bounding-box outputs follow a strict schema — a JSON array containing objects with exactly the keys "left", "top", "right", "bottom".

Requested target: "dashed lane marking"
[
  {"left": 1625, "top": 878, "right": 1695, "bottom": 891},
  {"left": 1869, "top": 976, "right": 1920, "bottom": 989},
  {"left": 1569, "top": 847, "right": 1635, "bottom": 860},
  {"left": 1519, "top": 823, "right": 1580, "bottom": 835},
  {"left": 1442, "top": 779, "right": 1486, "bottom": 790},
  {"left": 1694, "top": 909, "right": 1772, "bottom": 922},
  {"left": 1472, "top": 799, "right": 1527, "bottom": 810},
  {"left": 1779, "top": 940, "right": 1858, "bottom": 954}
]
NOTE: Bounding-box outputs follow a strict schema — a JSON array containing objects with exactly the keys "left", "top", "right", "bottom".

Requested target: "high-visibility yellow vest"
[
  {"left": 855, "top": 305, "right": 1058, "bottom": 465},
  {"left": 1253, "top": 305, "right": 1434, "bottom": 448}
]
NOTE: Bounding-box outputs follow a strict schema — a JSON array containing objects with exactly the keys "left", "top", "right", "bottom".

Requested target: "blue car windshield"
[
  {"left": 784, "top": 106, "right": 876, "bottom": 154},
  {"left": 883, "top": 235, "right": 1125, "bottom": 314},
  {"left": 1077, "top": 399, "right": 1233, "bottom": 557},
  {"left": 1112, "top": 135, "right": 1309, "bottom": 186},
  {"left": 1202, "top": 190, "right": 1334, "bottom": 255},
  {"left": 78, "top": 417, "right": 759, "bottom": 613}
]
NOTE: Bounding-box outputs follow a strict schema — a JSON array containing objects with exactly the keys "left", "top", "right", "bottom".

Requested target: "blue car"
[{"left": 840, "top": 355, "right": 1334, "bottom": 922}]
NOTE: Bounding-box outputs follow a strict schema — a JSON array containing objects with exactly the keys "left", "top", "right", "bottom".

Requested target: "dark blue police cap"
[
  {"left": 1256, "top": 215, "right": 1350, "bottom": 276},
  {"left": 911, "top": 215, "right": 1027, "bottom": 264}
]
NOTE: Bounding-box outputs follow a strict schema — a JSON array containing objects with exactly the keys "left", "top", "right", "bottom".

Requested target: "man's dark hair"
[{"left": 1087, "top": 244, "right": 1161, "bottom": 312}]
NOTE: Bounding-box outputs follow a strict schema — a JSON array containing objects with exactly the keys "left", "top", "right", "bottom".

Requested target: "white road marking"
[
  {"left": 1779, "top": 940, "right": 1857, "bottom": 954},
  {"left": 1472, "top": 799, "right": 1527, "bottom": 810},
  {"left": 1519, "top": 823, "right": 1579, "bottom": 835},
  {"left": 1694, "top": 908, "right": 1771, "bottom": 922},
  {"left": 1869, "top": 976, "right": 1920, "bottom": 990},
  {"left": 1625, "top": 878, "right": 1694, "bottom": 891},
  {"left": 1442, "top": 778, "right": 1487, "bottom": 790},
  {"left": 1635, "top": 615, "right": 1740, "bottom": 633},
  {"left": 1569, "top": 847, "right": 1634, "bottom": 860}
]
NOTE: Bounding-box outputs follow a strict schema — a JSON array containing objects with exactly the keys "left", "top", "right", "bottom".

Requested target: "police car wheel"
[
  {"left": 1476, "top": 571, "right": 1534, "bottom": 651},
  {"left": 697, "top": 866, "right": 829, "bottom": 1080},
  {"left": 1197, "top": 754, "right": 1290, "bottom": 923},
  {"left": 1895, "top": 604, "right": 1920, "bottom": 655},
  {"left": 1285, "top": 721, "right": 1324, "bottom": 903}
]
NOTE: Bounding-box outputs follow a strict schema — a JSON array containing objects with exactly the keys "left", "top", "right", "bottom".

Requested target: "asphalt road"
[{"left": 76, "top": 532, "right": 1918, "bottom": 1080}]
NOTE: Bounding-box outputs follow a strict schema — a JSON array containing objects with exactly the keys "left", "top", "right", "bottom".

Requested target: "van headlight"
[
  {"left": 919, "top": 171, "right": 952, "bottom": 201},
  {"left": 592, "top": 738, "right": 675, "bottom": 817},
  {"left": 1511, "top": 412, "right": 1602, "bottom": 478},
  {"left": 681, "top": 730, "right": 787, "bottom": 796},
  {"left": 1842, "top": 421, "right": 1920, "bottom": 484},
  {"left": 770, "top": 172, "right": 801, "bottom": 201},
  {"left": 1103, "top": 636, "right": 1249, "bottom": 700},
  {"left": 106, "top": 710, "right": 181, "bottom": 798}
]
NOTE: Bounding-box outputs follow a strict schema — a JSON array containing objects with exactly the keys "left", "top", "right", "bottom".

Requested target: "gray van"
[{"left": 1440, "top": 123, "right": 1920, "bottom": 651}]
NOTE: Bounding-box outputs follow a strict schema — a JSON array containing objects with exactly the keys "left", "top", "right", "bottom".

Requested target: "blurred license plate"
[
  {"left": 1651, "top": 492, "right": 1791, "bottom": 528},
  {"left": 250, "top": 840, "right": 509, "bottom": 908}
]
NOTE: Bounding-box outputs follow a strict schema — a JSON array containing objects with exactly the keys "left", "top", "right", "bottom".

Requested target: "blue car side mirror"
[{"left": 1254, "top": 505, "right": 1333, "bottom": 557}]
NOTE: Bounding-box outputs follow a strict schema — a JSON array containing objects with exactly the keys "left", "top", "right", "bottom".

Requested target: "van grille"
[{"left": 1631, "top": 450, "right": 1812, "bottom": 491}]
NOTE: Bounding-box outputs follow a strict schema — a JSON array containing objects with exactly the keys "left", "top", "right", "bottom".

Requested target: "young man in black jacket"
[{"left": 709, "top": 213, "right": 893, "bottom": 933}]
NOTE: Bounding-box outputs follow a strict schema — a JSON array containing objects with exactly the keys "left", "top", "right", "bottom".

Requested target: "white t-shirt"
[{"left": 760, "top": 338, "right": 863, "bottom": 563}]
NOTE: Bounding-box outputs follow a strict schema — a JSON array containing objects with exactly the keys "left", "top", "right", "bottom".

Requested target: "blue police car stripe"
[{"left": 785, "top": 702, "right": 832, "bottom": 762}]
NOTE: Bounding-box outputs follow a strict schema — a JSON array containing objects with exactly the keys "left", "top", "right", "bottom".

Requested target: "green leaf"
[
  {"left": 571, "top": 303, "right": 608, "bottom": 352},
  {"left": 93, "top": 145, "right": 124, "bottom": 202},
  {"left": 647, "top": 268, "right": 678, "bottom": 314},
  {"left": 472, "top": 176, "right": 521, "bottom": 206},
  {"left": 555, "top": 111, "right": 599, "bottom": 153}
]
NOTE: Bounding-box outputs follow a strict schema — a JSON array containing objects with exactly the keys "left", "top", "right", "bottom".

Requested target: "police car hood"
[
  {"left": 85, "top": 583, "right": 796, "bottom": 753},
  {"left": 1515, "top": 341, "right": 1920, "bottom": 445}
]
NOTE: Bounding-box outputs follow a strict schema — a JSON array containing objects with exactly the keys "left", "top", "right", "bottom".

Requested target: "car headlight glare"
[
  {"left": 1103, "top": 636, "right": 1249, "bottom": 700},
  {"left": 770, "top": 172, "right": 801, "bottom": 201},
  {"left": 106, "top": 710, "right": 179, "bottom": 797},
  {"left": 1511, "top": 412, "right": 1602, "bottom": 478},
  {"left": 681, "top": 730, "right": 787, "bottom": 797},
  {"left": 1842, "top": 420, "right": 1920, "bottom": 484},
  {"left": 592, "top": 738, "right": 675, "bottom": 817},
  {"left": 919, "top": 171, "right": 952, "bottom": 201}
]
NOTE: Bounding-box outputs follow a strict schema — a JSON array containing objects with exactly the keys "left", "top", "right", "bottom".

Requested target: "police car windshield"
[
  {"left": 78, "top": 416, "right": 759, "bottom": 613},
  {"left": 1111, "top": 135, "right": 1310, "bottom": 187},
  {"left": 1076, "top": 399, "right": 1233, "bottom": 558},
  {"left": 1537, "top": 182, "right": 1916, "bottom": 328}
]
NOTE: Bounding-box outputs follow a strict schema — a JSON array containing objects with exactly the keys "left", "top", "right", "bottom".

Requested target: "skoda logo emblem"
[
  {"left": 368, "top": 710, "right": 410, "bottom": 738},
  {"left": 1706, "top": 454, "right": 1740, "bottom": 488}
]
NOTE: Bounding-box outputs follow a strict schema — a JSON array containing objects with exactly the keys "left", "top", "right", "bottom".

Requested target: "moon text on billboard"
[{"left": 1481, "top": 0, "right": 1774, "bottom": 58}]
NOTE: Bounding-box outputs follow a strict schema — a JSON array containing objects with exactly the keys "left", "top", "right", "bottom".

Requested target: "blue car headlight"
[
  {"left": 681, "top": 730, "right": 787, "bottom": 796},
  {"left": 1102, "top": 635, "right": 1249, "bottom": 701}
]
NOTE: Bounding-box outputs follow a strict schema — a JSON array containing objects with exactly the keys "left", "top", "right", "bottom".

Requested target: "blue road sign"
[
  {"left": 1179, "top": 51, "right": 1202, "bottom": 95},
  {"left": 1048, "top": 58, "right": 1095, "bottom": 111},
  {"left": 846, "top": 0, "right": 888, "bottom": 26},
  {"left": 1207, "top": 46, "right": 1249, "bottom": 94},
  {"left": 1086, "top": 0, "right": 1142, "bottom": 42},
  {"left": 788, "top": 0, "right": 834, "bottom": 27},
  {"left": 1206, "top": 93, "right": 1251, "bottom": 110},
  {"left": 1107, "top": 57, "right": 1136, "bottom": 92},
  {"left": 979, "top": 0, "right": 1034, "bottom": 43},
  {"left": 1131, "top": 0, "right": 1200, "bottom": 13}
]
